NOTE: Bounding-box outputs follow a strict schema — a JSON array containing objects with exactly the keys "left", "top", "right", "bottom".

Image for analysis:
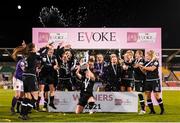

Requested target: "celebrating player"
[
  {"left": 10, "top": 42, "right": 26, "bottom": 114},
  {"left": 139, "top": 50, "right": 165, "bottom": 115},
  {"left": 19, "top": 43, "right": 42, "bottom": 120},
  {"left": 106, "top": 53, "right": 121, "bottom": 91},
  {"left": 39, "top": 47, "right": 59, "bottom": 110},
  {"left": 133, "top": 50, "right": 146, "bottom": 114},
  {"left": 121, "top": 51, "right": 134, "bottom": 92},
  {"left": 75, "top": 59, "right": 96, "bottom": 114}
]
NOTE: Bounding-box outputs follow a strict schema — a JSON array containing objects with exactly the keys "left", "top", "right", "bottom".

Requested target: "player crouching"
[{"left": 75, "top": 60, "right": 96, "bottom": 114}]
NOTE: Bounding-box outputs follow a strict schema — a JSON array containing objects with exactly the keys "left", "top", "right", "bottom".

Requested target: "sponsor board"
[{"left": 48, "top": 92, "right": 138, "bottom": 112}]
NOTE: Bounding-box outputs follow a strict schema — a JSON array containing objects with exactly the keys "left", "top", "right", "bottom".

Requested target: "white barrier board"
[{"left": 48, "top": 91, "right": 138, "bottom": 112}]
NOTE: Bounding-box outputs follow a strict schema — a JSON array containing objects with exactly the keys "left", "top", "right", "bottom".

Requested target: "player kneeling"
[{"left": 75, "top": 61, "right": 96, "bottom": 114}]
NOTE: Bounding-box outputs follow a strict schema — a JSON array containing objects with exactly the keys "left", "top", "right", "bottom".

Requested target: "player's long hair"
[
  {"left": 136, "top": 50, "right": 143, "bottom": 57},
  {"left": 12, "top": 43, "right": 35, "bottom": 61},
  {"left": 26, "top": 43, "right": 35, "bottom": 53},
  {"left": 147, "top": 50, "right": 157, "bottom": 60}
]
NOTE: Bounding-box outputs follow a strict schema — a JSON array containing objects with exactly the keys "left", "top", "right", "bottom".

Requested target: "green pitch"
[{"left": 0, "top": 89, "right": 180, "bottom": 122}]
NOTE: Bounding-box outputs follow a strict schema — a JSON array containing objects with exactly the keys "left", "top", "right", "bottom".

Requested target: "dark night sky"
[{"left": 0, "top": 0, "right": 179, "bottom": 48}]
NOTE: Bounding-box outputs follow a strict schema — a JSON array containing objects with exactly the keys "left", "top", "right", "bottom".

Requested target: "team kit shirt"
[
  {"left": 121, "top": 61, "right": 134, "bottom": 80},
  {"left": 23, "top": 52, "right": 40, "bottom": 75},
  {"left": 133, "top": 58, "right": 146, "bottom": 81},
  {"left": 80, "top": 76, "right": 95, "bottom": 95},
  {"left": 41, "top": 55, "right": 57, "bottom": 76},
  {"left": 144, "top": 59, "right": 159, "bottom": 80},
  {"left": 14, "top": 59, "right": 25, "bottom": 81},
  {"left": 144, "top": 59, "right": 161, "bottom": 92}
]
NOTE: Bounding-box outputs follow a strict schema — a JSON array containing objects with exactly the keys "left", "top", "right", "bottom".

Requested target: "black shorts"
[
  {"left": 59, "top": 78, "right": 72, "bottom": 91},
  {"left": 40, "top": 75, "right": 55, "bottom": 85},
  {"left": 78, "top": 93, "right": 93, "bottom": 107},
  {"left": 121, "top": 79, "right": 134, "bottom": 88},
  {"left": 134, "top": 80, "right": 144, "bottom": 92},
  {"left": 144, "top": 79, "right": 161, "bottom": 92},
  {"left": 22, "top": 74, "right": 38, "bottom": 93}
]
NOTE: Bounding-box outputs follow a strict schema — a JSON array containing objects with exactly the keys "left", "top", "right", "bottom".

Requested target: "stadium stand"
[{"left": 162, "top": 49, "right": 180, "bottom": 88}]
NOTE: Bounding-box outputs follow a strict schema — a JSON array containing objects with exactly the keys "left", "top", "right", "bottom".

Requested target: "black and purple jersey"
[{"left": 14, "top": 59, "right": 25, "bottom": 80}]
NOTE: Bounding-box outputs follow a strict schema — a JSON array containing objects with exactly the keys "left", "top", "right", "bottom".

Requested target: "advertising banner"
[
  {"left": 48, "top": 92, "right": 138, "bottom": 112},
  {"left": 33, "top": 28, "right": 161, "bottom": 50}
]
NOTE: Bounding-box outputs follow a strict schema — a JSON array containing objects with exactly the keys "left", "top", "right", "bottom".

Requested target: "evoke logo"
[{"left": 77, "top": 32, "right": 116, "bottom": 43}]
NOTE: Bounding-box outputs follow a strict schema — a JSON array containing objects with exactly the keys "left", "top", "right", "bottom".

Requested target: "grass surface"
[{"left": 0, "top": 89, "right": 180, "bottom": 122}]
